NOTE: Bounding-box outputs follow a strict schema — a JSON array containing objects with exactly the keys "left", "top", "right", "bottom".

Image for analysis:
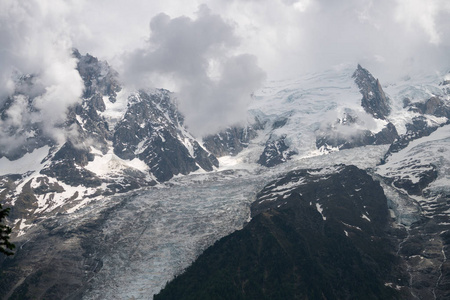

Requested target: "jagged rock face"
[
  {"left": 202, "top": 122, "right": 261, "bottom": 157},
  {"left": 379, "top": 121, "right": 447, "bottom": 197},
  {"left": 155, "top": 165, "right": 407, "bottom": 299},
  {"left": 72, "top": 49, "right": 122, "bottom": 153},
  {"left": 315, "top": 75, "right": 398, "bottom": 153},
  {"left": 114, "top": 90, "right": 218, "bottom": 182},
  {"left": 384, "top": 116, "right": 449, "bottom": 159},
  {"left": 251, "top": 165, "right": 391, "bottom": 220},
  {"left": 0, "top": 51, "right": 121, "bottom": 161},
  {"left": 73, "top": 49, "right": 121, "bottom": 103},
  {"left": 405, "top": 96, "right": 450, "bottom": 119},
  {"left": 353, "top": 64, "right": 391, "bottom": 119},
  {"left": 0, "top": 51, "right": 221, "bottom": 228},
  {"left": 391, "top": 166, "right": 438, "bottom": 196},
  {"left": 23, "top": 51, "right": 124, "bottom": 189},
  {"left": 39, "top": 141, "right": 102, "bottom": 188},
  {"left": 257, "top": 134, "right": 297, "bottom": 167},
  {"left": 376, "top": 124, "right": 450, "bottom": 299}
]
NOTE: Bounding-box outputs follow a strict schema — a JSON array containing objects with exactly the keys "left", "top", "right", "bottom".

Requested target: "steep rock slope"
[
  {"left": 1, "top": 62, "right": 450, "bottom": 300},
  {"left": 203, "top": 122, "right": 262, "bottom": 157},
  {"left": 353, "top": 64, "right": 391, "bottom": 119},
  {"left": 257, "top": 134, "right": 297, "bottom": 167},
  {"left": 113, "top": 89, "right": 218, "bottom": 182},
  {"left": 155, "top": 165, "right": 407, "bottom": 299},
  {"left": 316, "top": 65, "right": 398, "bottom": 152},
  {"left": 376, "top": 124, "right": 450, "bottom": 299},
  {"left": 0, "top": 51, "right": 219, "bottom": 232}
]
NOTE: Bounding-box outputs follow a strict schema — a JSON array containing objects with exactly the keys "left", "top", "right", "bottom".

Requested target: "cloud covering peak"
[
  {"left": 1, "top": 0, "right": 450, "bottom": 146},
  {"left": 122, "top": 5, "right": 266, "bottom": 136},
  {"left": 0, "top": 0, "right": 84, "bottom": 152}
]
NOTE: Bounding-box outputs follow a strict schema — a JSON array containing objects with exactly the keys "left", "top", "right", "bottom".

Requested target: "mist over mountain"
[
  {"left": 0, "top": 48, "right": 449, "bottom": 298},
  {"left": 1, "top": 1, "right": 450, "bottom": 300}
]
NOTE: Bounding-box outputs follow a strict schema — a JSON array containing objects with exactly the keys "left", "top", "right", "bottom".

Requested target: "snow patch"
[
  {"left": 86, "top": 147, "right": 149, "bottom": 176},
  {"left": 361, "top": 214, "right": 371, "bottom": 222},
  {"left": 0, "top": 146, "right": 50, "bottom": 176},
  {"left": 315, "top": 203, "right": 326, "bottom": 220}
]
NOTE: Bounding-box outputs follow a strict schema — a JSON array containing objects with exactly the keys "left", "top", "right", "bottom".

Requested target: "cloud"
[
  {"left": 122, "top": 5, "right": 266, "bottom": 136},
  {"left": 44, "top": 0, "right": 450, "bottom": 84},
  {"left": 394, "top": 0, "right": 450, "bottom": 45},
  {"left": 202, "top": 0, "right": 450, "bottom": 81},
  {"left": 0, "top": 0, "right": 84, "bottom": 151},
  {"left": 1, "top": 0, "right": 449, "bottom": 148},
  {"left": 179, "top": 54, "right": 266, "bottom": 136}
]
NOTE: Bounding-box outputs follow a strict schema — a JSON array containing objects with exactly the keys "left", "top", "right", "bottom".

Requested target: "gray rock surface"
[{"left": 353, "top": 64, "right": 391, "bottom": 119}]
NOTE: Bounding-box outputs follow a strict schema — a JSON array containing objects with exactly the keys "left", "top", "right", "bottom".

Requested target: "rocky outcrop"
[
  {"left": 114, "top": 90, "right": 218, "bottom": 182},
  {"left": 0, "top": 51, "right": 220, "bottom": 226},
  {"left": 155, "top": 165, "right": 407, "bottom": 299},
  {"left": 257, "top": 134, "right": 297, "bottom": 167},
  {"left": 384, "top": 116, "right": 449, "bottom": 160},
  {"left": 73, "top": 49, "right": 121, "bottom": 103},
  {"left": 72, "top": 49, "right": 122, "bottom": 153},
  {"left": 353, "top": 64, "right": 391, "bottom": 119},
  {"left": 202, "top": 120, "right": 262, "bottom": 157},
  {"left": 39, "top": 141, "right": 102, "bottom": 188},
  {"left": 405, "top": 96, "right": 450, "bottom": 119}
]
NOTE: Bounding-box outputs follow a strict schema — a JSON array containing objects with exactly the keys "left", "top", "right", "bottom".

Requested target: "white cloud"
[
  {"left": 0, "top": 0, "right": 84, "bottom": 150},
  {"left": 1, "top": 0, "right": 450, "bottom": 144},
  {"left": 394, "top": 0, "right": 450, "bottom": 45},
  {"left": 122, "top": 5, "right": 266, "bottom": 136}
]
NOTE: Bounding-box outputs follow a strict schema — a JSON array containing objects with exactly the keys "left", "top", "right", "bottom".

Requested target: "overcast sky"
[
  {"left": 71, "top": 0, "right": 450, "bottom": 80},
  {"left": 1, "top": 0, "right": 450, "bottom": 138}
]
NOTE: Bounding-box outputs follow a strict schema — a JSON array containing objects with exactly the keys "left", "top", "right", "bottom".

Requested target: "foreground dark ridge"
[{"left": 155, "top": 165, "right": 409, "bottom": 300}]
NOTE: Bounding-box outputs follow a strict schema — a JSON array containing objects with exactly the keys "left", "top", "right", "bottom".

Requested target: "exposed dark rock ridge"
[
  {"left": 0, "top": 51, "right": 222, "bottom": 207},
  {"left": 384, "top": 118, "right": 450, "bottom": 163},
  {"left": 202, "top": 119, "right": 263, "bottom": 157},
  {"left": 315, "top": 66, "right": 398, "bottom": 152},
  {"left": 257, "top": 134, "right": 297, "bottom": 167},
  {"left": 72, "top": 49, "right": 122, "bottom": 153},
  {"left": 0, "top": 51, "right": 121, "bottom": 161},
  {"left": 382, "top": 164, "right": 438, "bottom": 197},
  {"left": 113, "top": 90, "right": 218, "bottom": 182},
  {"left": 405, "top": 96, "right": 450, "bottom": 118},
  {"left": 155, "top": 165, "right": 408, "bottom": 299},
  {"left": 381, "top": 89, "right": 450, "bottom": 164},
  {"left": 73, "top": 49, "right": 121, "bottom": 104},
  {"left": 353, "top": 64, "right": 391, "bottom": 119}
]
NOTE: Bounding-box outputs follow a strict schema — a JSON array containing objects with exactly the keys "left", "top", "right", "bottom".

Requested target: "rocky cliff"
[
  {"left": 353, "top": 64, "right": 391, "bottom": 119},
  {"left": 155, "top": 165, "right": 408, "bottom": 299}
]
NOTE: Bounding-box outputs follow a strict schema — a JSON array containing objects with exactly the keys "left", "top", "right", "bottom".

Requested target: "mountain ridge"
[{"left": 1, "top": 52, "right": 449, "bottom": 299}]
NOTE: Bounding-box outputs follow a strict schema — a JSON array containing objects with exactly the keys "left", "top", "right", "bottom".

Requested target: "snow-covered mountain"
[
  {"left": 0, "top": 51, "right": 220, "bottom": 225},
  {"left": 1, "top": 51, "right": 450, "bottom": 299}
]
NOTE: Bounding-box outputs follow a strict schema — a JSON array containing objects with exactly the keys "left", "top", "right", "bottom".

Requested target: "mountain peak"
[{"left": 353, "top": 65, "right": 391, "bottom": 119}]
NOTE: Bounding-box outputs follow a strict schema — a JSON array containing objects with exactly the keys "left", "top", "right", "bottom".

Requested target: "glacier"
[
  {"left": 80, "top": 143, "right": 390, "bottom": 299},
  {"left": 2, "top": 64, "right": 450, "bottom": 299}
]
